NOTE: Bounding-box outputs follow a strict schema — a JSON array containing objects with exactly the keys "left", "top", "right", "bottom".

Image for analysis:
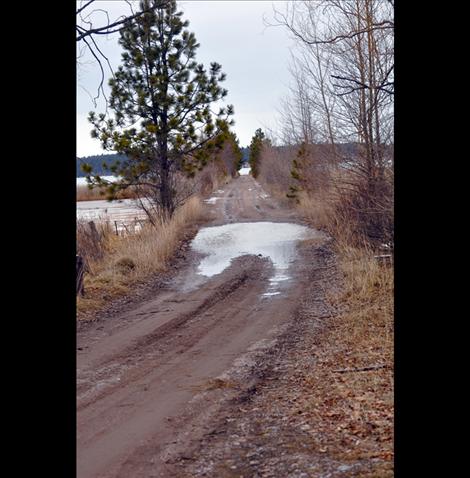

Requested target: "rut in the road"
[{"left": 77, "top": 256, "right": 272, "bottom": 410}]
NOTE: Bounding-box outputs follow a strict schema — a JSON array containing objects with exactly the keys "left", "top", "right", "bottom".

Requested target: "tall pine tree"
[
  {"left": 248, "top": 128, "right": 265, "bottom": 179},
  {"left": 85, "top": 0, "right": 234, "bottom": 218}
]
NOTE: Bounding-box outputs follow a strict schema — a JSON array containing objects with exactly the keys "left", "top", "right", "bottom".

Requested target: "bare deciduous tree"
[{"left": 266, "top": 0, "right": 394, "bottom": 244}]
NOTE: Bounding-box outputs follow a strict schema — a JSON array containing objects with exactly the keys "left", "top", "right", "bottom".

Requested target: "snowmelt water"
[
  {"left": 190, "top": 222, "right": 319, "bottom": 297},
  {"left": 76, "top": 175, "right": 119, "bottom": 186}
]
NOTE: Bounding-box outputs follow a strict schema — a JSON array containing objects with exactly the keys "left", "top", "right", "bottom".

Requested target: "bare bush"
[{"left": 257, "top": 144, "right": 295, "bottom": 199}]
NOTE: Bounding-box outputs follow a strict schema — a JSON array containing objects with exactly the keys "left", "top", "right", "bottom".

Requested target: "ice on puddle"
[{"left": 76, "top": 198, "right": 146, "bottom": 224}]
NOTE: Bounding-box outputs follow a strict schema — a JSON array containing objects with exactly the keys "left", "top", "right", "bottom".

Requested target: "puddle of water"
[
  {"left": 239, "top": 167, "right": 251, "bottom": 176},
  {"left": 190, "top": 222, "right": 320, "bottom": 295}
]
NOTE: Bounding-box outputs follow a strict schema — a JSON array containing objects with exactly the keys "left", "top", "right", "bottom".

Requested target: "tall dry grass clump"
[
  {"left": 333, "top": 243, "right": 393, "bottom": 360},
  {"left": 113, "top": 196, "right": 203, "bottom": 276},
  {"left": 77, "top": 196, "right": 205, "bottom": 316}
]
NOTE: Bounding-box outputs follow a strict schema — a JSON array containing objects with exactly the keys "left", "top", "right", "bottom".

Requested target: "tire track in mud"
[
  {"left": 76, "top": 254, "right": 297, "bottom": 478},
  {"left": 77, "top": 256, "right": 271, "bottom": 410}
]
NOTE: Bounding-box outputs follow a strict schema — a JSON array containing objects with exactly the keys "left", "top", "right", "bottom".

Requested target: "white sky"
[{"left": 76, "top": 0, "right": 295, "bottom": 157}]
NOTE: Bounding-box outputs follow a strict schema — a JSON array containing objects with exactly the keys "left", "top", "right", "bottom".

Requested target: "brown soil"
[{"left": 77, "top": 174, "right": 390, "bottom": 477}]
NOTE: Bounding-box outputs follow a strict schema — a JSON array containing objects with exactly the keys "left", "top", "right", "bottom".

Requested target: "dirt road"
[{"left": 77, "top": 173, "right": 327, "bottom": 478}]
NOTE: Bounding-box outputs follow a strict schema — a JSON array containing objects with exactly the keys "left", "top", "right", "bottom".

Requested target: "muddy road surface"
[{"left": 77, "top": 173, "right": 327, "bottom": 478}]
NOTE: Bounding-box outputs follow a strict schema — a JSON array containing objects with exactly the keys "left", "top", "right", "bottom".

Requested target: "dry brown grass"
[
  {"left": 297, "top": 200, "right": 394, "bottom": 472},
  {"left": 318, "top": 249, "right": 393, "bottom": 462},
  {"left": 77, "top": 184, "right": 140, "bottom": 202},
  {"left": 297, "top": 191, "right": 335, "bottom": 231},
  {"left": 77, "top": 196, "right": 205, "bottom": 317}
]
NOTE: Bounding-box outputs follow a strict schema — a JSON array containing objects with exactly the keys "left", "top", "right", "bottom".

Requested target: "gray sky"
[{"left": 76, "top": 0, "right": 295, "bottom": 157}]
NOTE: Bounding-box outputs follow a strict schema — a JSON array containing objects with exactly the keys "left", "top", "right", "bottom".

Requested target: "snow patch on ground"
[{"left": 239, "top": 166, "right": 251, "bottom": 176}]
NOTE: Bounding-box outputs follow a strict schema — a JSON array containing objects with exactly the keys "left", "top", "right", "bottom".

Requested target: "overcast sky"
[{"left": 76, "top": 0, "right": 295, "bottom": 157}]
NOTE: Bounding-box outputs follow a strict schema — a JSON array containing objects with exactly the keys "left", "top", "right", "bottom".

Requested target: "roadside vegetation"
[
  {"left": 77, "top": 134, "right": 241, "bottom": 318},
  {"left": 300, "top": 239, "right": 393, "bottom": 472},
  {"left": 251, "top": 142, "right": 394, "bottom": 471},
  {"left": 247, "top": 0, "right": 394, "bottom": 470},
  {"left": 77, "top": 195, "right": 206, "bottom": 318}
]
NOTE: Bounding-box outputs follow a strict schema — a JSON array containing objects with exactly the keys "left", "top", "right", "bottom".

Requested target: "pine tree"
[
  {"left": 248, "top": 128, "right": 265, "bottom": 179},
  {"left": 227, "top": 131, "right": 243, "bottom": 173},
  {"left": 84, "top": 0, "right": 233, "bottom": 218},
  {"left": 209, "top": 130, "right": 243, "bottom": 179}
]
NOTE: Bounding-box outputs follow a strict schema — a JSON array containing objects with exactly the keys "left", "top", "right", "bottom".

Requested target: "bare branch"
[
  {"left": 76, "top": 0, "right": 95, "bottom": 16},
  {"left": 81, "top": 35, "right": 106, "bottom": 107},
  {"left": 76, "top": 1, "right": 170, "bottom": 42}
]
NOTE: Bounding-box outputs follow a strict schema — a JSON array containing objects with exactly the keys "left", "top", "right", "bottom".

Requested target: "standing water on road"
[{"left": 190, "top": 222, "right": 322, "bottom": 296}]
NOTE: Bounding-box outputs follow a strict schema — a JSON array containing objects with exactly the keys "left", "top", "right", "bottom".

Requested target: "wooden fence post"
[
  {"left": 88, "top": 220, "right": 99, "bottom": 242},
  {"left": 76, "top": 255, "right": 85, "bottom": 296}
]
